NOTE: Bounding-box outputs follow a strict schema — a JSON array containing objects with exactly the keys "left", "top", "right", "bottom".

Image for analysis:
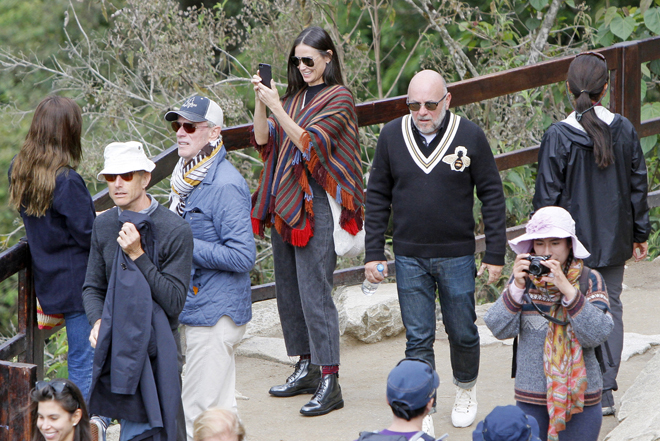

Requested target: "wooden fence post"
[
  {"left": 616, "top": 40, "right": 642, "bottom": 131},
  {"left": 609, "top": 45, "right": 623, "bottom": 115},
  {"left": 17, "top": 262, "right": 43, "bottom": 379},
  {"left": 0, "top": 361, "right": 37, "bottom": 441}
]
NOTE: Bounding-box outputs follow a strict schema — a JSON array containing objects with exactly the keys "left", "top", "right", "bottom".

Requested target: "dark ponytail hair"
[
  {"left": 567, "top": 53, "right": 614, "bottom": 169},
  {"left": 283, "top": 27, "right": 346, "bottom": 100}
]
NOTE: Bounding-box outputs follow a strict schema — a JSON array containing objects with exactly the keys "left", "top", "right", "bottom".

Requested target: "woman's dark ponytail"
[{"left": 567, "top": 53, "right": 614, "bottom": 169}]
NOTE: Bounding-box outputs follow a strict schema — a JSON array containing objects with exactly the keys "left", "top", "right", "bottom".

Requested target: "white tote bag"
[{"left": 326, "top": 192, "right": 365, "bottom": 258}]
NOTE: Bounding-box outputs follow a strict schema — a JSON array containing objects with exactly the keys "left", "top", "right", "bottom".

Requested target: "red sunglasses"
[{"left": 171, "top": 121, "right": 209, "bottom": 134}]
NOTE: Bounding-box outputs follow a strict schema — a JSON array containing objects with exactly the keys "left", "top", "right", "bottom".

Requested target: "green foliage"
[
  {"left": 592, "top": 2, "right": 660, "bottom": 258},
  {"left": 1, "top": 0, "right": 660, "bottom": 325},
  {"left": 45, "top": 328, "right": 69, "bottom": 379}
]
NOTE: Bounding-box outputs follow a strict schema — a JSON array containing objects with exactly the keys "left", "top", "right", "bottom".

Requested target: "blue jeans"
[
  {"left": 63, "top": 312, "right": 94, "bottom": 402},
  {"left": 395, "top": 254, "right": 479, "bottom": 387}
]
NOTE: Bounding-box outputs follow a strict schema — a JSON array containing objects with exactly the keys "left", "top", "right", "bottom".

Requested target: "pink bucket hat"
[{"left": 508, "top": 206, "right": 590, "bottom": 258}]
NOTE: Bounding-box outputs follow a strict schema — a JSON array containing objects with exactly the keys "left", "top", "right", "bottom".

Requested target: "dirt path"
[{"left": 235, "top": 260, "right": 660, "bottom": 441}]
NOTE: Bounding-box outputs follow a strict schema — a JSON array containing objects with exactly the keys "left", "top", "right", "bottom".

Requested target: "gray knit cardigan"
[{"left": 483, "top": 269, "right": 613, "bottom": 406}]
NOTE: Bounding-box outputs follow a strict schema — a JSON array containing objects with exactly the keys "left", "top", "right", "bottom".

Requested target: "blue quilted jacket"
[{"left": 179, "top": 146, "right": 256, "bottom": 327}]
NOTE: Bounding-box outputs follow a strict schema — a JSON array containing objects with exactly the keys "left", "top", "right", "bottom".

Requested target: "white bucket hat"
[
  {"left": 508, "top": 206, "right": 590, "bottom": 259},
  {"left": 96, "top": 141, "right": 156, "bottom": 181}
]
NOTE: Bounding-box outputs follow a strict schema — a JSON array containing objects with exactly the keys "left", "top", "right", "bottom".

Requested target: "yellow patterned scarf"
[
  {"left": 169, "top": 138, "right": 222, "bottom": 216},
  {"left": 531, "top": 259, "right": 588, "bottom": 441}
]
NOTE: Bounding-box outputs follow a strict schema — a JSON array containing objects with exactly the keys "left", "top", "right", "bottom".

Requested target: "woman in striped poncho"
[{"left": 251, "top": 26, "right": 363, "bottom": 417}]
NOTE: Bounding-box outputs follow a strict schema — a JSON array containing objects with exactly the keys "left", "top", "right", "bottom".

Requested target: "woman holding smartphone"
[
  {"left": 9, "top": 96, "right": 96, "bottom": 400},
  {"left": 484, "top": 206, "right": 613, "bottom": 441},
  {"left": 533, "top": 52, "right": 651, "bottom": 416},
  {"left": 250, "top": 26, "right": 363, "bottom": 417}
]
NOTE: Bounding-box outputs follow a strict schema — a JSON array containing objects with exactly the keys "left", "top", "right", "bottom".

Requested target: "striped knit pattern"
[
  {"left": 251, "top": 85, "right": 364, "bottom": 247},
  {"left": 37, "top": 299, "right": 64, "bottom": 330},
  {"left": 169, "top": 138, "right": 222, "bottom": 216}
]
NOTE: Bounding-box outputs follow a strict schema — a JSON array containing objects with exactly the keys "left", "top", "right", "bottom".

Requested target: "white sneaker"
[
  {"left": 422, "top": 414, "right": 435, "bottom": 437},
  {"left": 451, "top": 384, "right": 478, "bottom": 428}
]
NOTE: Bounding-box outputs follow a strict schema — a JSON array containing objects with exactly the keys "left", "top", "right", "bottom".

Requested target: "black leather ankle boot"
[
  {"left": 299, "top": 373, "right": 344, "bottom": 416},
  {"left": 269, "top": 358, "right": 321, "bottom": 397}
]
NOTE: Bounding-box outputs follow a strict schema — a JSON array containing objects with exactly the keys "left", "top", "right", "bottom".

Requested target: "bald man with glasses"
[{"left": 364, "top": 70, "right": 506, "bottom": 430}]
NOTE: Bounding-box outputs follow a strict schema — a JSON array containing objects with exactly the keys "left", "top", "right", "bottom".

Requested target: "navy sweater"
[
  {"left": 365, "top": 112, "right": 506, "bottom": 264},
  {"left": 15, "top": 168, "right": 95, "bottom": 314}
]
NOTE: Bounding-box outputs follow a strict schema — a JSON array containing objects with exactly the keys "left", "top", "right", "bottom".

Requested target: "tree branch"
[
  {"left": 527, "top": 0, "right": 564, "bottom": 65},
  {"left": 404, "top": 0, "right": 478, "bottom": 79}
]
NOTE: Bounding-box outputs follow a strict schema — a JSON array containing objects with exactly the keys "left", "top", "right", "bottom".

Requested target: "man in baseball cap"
[
  {"left": 83, "top": 140, "right": 193, "bottom": 441},
  {"left": 356, "top": 358, "right": 441, "bottom": 441},
  {"left": 165, "top": 96, "right": 256, "bottom": 441}
]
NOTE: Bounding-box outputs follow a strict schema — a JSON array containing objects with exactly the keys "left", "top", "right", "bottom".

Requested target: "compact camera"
[{"left": 524, "top": 255, "right": 551, "bottom": 276}]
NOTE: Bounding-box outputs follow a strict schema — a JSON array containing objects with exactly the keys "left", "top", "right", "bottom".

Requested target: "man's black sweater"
[{"left": 365, "top": 112, "right": 506, "bottom": 264}]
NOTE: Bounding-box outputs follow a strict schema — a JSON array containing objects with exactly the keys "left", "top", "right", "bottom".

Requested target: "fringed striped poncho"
[{"left": 251, "top": 85, "right": 364, "bottom": 247}]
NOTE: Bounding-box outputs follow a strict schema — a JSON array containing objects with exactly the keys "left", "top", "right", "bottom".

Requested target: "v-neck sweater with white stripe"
[{"left": 365, "top": 112, "right": 506, "bottom": 264}]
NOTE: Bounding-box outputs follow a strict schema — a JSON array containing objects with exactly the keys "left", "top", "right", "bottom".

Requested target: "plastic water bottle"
[{"left": 362, "top": 263, "right": 385, "bottom": 296}]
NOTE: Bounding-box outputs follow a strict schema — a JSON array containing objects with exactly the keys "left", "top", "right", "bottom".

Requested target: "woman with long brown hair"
[
  {"left": 9, "top": 96, "right": 96, "bottom": 400},
  {"left": 30, "top": 378, "right": 92, "bottom": 441},
  {"left": 533, "top": 52, "right": 650, "bottom": 417},
  {"left": 250, "top": 26, "right": 364, "bottom": 417}
]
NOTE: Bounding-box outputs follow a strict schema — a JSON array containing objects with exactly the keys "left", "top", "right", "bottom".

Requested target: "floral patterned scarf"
[{"left": 531, "top": 258, "right": 588, "bottom": 441}]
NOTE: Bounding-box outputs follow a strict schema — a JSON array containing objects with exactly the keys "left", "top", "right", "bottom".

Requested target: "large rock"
[
  {"left": 621, "top": 333, "right": 660, "bottom": 362},
  {"left": 236, "top": 336, "right": 291, "bottom": 364},
  {"left": 605, "top": 348, "right": 660, "bottom": 441},
  {"left": 245, "top": 299, "right": 283, "bottom": 338},
  {"left": 478, "top": 324, "right": 514, "bottom": 346},
  {"left": 334, "top": 283, "right": 405, "bottom": 343}
]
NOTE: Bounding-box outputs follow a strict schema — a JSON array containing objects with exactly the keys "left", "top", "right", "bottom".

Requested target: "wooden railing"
[{"left": 2, "top": 37, "right": 660, "bottom": 440}]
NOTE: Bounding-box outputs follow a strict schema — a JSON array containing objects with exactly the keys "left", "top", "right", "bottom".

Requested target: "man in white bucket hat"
[{"left": 83, "top": 141, "right": 193, "bottom": 441}]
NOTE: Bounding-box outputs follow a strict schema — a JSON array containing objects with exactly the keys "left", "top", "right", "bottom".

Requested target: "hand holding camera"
[
  {"left": 524, "top": 255, "right": 551, "bottom": 276},
  {"left": 512, "top": 254, "right": 552, "bottom": 282},
  {"left": 511, "top": 253, "right": 577, "bottom": 301}
]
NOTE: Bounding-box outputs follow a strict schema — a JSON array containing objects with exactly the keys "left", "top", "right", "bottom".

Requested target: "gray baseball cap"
[{"left": 165, "top": 95, "right": 223, "bottom": 127}]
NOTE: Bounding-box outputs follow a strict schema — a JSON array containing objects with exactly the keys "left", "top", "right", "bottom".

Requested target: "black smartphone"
[{"left": 259, "top": 63, "right": 272, "bottom": 89}]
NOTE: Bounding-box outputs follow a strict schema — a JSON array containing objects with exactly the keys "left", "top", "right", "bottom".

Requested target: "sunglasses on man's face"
[
  {"left": 290, "top": 55, "right": 321, "bottom": 68},
  {"left": 406, "top": 92, "right": 448, "bottom": 112},
  {"left": 171, "top": 121, "right": 209, "bottom": 134},
  {"left": 103, "top": 172, "right": 135, "bottom": 182}
]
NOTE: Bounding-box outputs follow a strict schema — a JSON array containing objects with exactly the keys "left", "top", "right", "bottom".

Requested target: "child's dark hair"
[
  {"left": 29, "top": 379, "right": 91, "bottom": 441},
  {"left": 390, "top": 401, "right": 428, "bottom": 421},
  {"left": 567, "top": 53, "right": 613, "bottom": 169}
]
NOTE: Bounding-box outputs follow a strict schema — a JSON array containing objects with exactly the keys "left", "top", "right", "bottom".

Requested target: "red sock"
[
  {"left": 322, "top": 365, "right": 338, "bottom": 376},
  {"left": 299, "top": 354, "right": 311, "bottom": 360}
]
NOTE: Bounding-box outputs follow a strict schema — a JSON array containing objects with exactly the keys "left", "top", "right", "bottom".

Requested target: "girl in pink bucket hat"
[{"left": 484, "top": 206, "right": 613, "bottom": 441}]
